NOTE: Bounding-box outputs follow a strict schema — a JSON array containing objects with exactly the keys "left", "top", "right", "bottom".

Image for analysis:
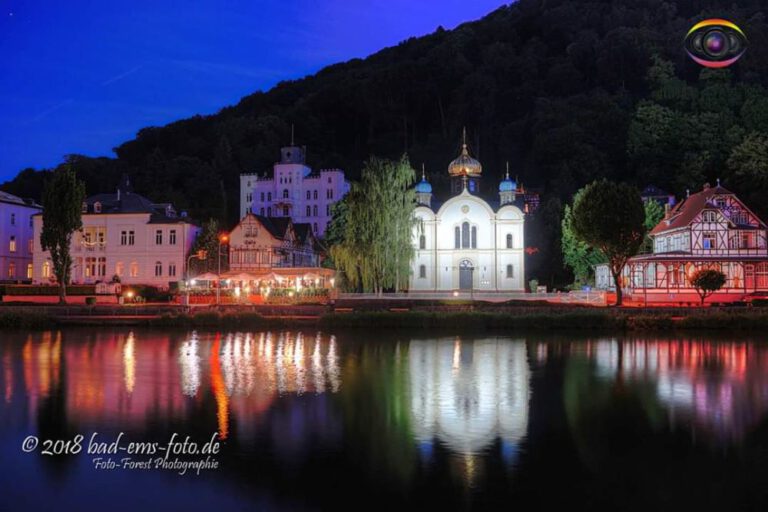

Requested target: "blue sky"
[{"left": 0, "top": 0, "right": 508, "bottom": 181}]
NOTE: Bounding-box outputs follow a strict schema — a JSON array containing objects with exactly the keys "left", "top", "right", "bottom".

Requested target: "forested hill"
[{"left": 4, "top": 0, "right": 768, "bottom": 227}]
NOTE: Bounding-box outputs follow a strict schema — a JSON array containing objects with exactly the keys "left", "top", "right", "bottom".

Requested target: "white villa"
[
  {"left": 409, "top": 131, "right": 526, "bottom": 292},
  {"left": 32, "top": 176, "right": 199, "bottom": 288},
  {"left": 0, "top": 191, "right": 41, "bottom": 282},
  {"left": 596, "top": 183, "right": 768, "bottom": 302}
]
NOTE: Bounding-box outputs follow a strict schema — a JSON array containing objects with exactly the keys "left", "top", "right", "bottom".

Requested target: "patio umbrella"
[
  {"left": 229, "top": 272, "right": 261, "bottom": 282},
  {"left": 193, "top": 272, "right": 220, "bottom": 281}
]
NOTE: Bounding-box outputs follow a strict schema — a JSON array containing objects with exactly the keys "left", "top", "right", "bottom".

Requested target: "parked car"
[{"left": 742, "top": 291, "right": 768, "bottom": 306}]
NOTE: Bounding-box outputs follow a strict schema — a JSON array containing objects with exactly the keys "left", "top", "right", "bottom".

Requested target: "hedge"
[{"left": 1, "top": 285, "right": 96, "bottom": 296}]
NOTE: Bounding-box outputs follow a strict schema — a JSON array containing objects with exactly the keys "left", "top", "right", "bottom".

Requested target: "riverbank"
[{"left": 2, "top": 305, "right": 768, "bottom": 331}]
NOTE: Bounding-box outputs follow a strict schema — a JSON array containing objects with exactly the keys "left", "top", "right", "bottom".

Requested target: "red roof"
[{"left": 650, "top": 185, "right": 734, "bottom": 236}]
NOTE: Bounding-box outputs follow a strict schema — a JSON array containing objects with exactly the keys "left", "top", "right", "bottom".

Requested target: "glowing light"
[
  {"left": 190, "top": 279, "right": 197, "bottom": 286},
  {"left": 234, "top": 286, "right": 241, "bottom": 297},
  {"left": 124, "top": 290, "right": 134, "bottom": 299},
  {"left": 453, "top": 291, "right": 459, "bottom": 297}
]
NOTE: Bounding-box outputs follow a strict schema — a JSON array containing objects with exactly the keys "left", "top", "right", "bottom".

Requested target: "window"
[
  {"left": 9, "top": 236, "right": 16, "bottom": 253},
  {"left": 507, "top": 265, "right": 514, "bottom": 278},
  {"left": 326, "top": 205, "right": 330, "bottom": 216},
  {"left": 246, "top": 193, "right": 252, "bottom": 203},
  {"left": 85, "top": 257, "right": 96, "bottom": 277},
  {"left": 455, "top": 227, "right": 460, "bottom": 249},
  {"left": 8, "top": 262, "right": 15, "bottom": 278},
  {"left": 94, "top": 202, "right": 102, "bottom": 213},
  {"left": 155, "top": 230, "right": 163, "bottom": 245},
  {"left": 742, "top": 232, "right": 752, "bottom": 249},
  {"left": 328, "top": 177, "right": 332, "bottom": 184},
  {"left": 29, "top": 216, "right": 33, "bottom": 228},
  {"left": 28, "top": 239, "right": 33, "bottom": 253},
  {"left": 703, "top": 232, "right": 716, "bottom": 250},
  {"left": 260, "top": 207, "right": 265, "bottom": 215},
  {"left": 267, "top": 207, "right": 272, "bottom": 216},
  {"left": 283, "top": 189, "right": 289, "bottom": 199},
  {"left": 10, "top": 213, "right": 15, "bottom": 226},
  {"left": 261, "top": 192, "right": 265, "bottom": 202},
  {"left": 98, "top": 257, "right": 106, "bottom": 277},
  {"left": 419, "top": 234, "right": 426, "bottom": 250},
  {"left": 327, "top": 189, "right": 333, "bottom": 199},
  {"left": 471, "top": 226, "right": 477, "bottom": 248},
  {"left": 313, "top": 190, "right": 318, "bottom": 200},
  {"left": 169, "top": 230, "right": 177, "bottom": 245},
  {"left": 154, "top": 261, "right": 162, "bottom": 277},
  {"left": 461, "top": 222, "right": 470, "bottom": 248},
  {"left": 82, "top": 202, "right": 88, "bottom": 213},
  {"left": 116, "top": 262, "right": 124, "bottom": 276},
  {"left": 313, "top": 223, "right": 318, "bottom": 233},
  {"left": 506, "top": 234, "right": 513, "bottom": 249},
  {"left": 733, "top": 211, "right": 749, "bottom": 225},
  {"left": 306, "top": 191, "right": 311, "bottom": 200},
  {"left": 283, "top": 206, "right": 289, "bottom": 216},
  {"left": 716, "top": 197, "right": 726, "bottom": 208},
  {"left": 702, "top": 210, "right": 716, "bottom": 223},
  {"left": 758, "top": 262, "right": 768, "bottom": 288},
  {"left": 130, "top": 262, "right": 139, "bottom": 277},
  {"left": 267, "top": 192, "right": 272, "bottom": 201},
  {"left": 26, "top": 263, "right": 32, "bottom": 279},
  {"left": 42, "top": 261, "right": 50, "bottom": 278},
  {"left": 313, "top": 205, "right": 318, "bottom": 216},
  {"left": 306, "top": 206, "right": 311, "bottom": 216},
  {"left": 121, "top": 231, "right": 127, "bottom": 245},
  {"left": 419, "top": 265, "right": 426, "bottom": 278},
  {"left": 168, "top": 263, "right": 176, "bottom": 277}
]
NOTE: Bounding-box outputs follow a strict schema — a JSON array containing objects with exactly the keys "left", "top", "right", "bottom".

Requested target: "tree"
[
  {"left": 40, "top": 166, "right": 86, "bottom": 304},
  {"left": 642, "top": 199, "right": 665, "bottom": 252},
  {"left": 329, "top": 156, "right": 416, "bottom": 295},
  {"left": 571, "top": 179, "right": 645, "bottom": 306},
  {"left": 728, "top": 132, "right": 768, "bottom": 189},
  {"left": 561, "top": 191, "right": 604, "bottom": 285},
  {"left": 189, "top": 219, "right": 226, "bottom": 275},
  {"left": 690, "top": 268, "right": 726, "bottom": 306}
]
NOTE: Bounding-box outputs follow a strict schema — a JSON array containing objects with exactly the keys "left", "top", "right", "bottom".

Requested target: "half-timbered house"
[
  {"left": 595, "top": 183, "right": 768, "bottom": 303},
  {"left": 228, "top": 214, "right": 320, "bottom": 271}
]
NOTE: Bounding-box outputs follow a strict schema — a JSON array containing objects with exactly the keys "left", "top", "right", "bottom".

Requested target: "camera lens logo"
[{"left": 685, "top": 19, "right": 747, "bottom": 68}]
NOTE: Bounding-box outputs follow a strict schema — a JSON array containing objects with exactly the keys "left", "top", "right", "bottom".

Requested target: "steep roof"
[
  {"left": 649, "top": 184, "right": 760, "bottom": 236},
  {"left": 252, "top": 215, "right": 292, "bottom": 239},
  {"left": 0, "top": 190, "right": 41, "bottom": 209}
]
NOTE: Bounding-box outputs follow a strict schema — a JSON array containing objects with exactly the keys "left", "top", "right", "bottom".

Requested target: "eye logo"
[{"left": 685, "top": 19, "right": 747, "bottom": 68}]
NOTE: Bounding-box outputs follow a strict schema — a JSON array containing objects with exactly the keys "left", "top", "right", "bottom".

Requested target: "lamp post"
[{"left": 217, "top": 233, "right": 229, "bottom": 305}]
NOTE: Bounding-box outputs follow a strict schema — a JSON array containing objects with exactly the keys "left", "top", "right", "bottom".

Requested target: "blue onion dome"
[
  {"left": 416, "top": 179, "right": 432, "bottom": 193},
  {"left": 499, "top": 166, "right": 516, "bottom": 192},
  {"left": 416, "top": 165, "right": 432, "bottom": 193}
]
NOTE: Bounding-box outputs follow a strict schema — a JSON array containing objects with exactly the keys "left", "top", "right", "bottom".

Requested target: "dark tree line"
[{"left": 4, "top": 0, "right": 768, "bottom": 287}]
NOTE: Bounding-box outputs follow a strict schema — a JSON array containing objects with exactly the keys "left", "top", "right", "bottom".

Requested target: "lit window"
[
  {"left": 116, "top": 262, "right": 124, "bottom": 276},
  {"left": 28, "top": 239, "right": 33, "bottom": 253},
  {"left": 26, "top": 263, "right": 32, "bottom": 279},
  {"left": 94, "top": 202, "right": 102, "bottom": 213},
  {"left": 42, "top": 261, "right": 50, "bottom": 278},
  {"left": 130, "top": 262, "right": 139, "bottom": 277},
  {"left": 8, "top": 262, "right": 15, "bottom": 278},
  {"left": 9, "top": 236, "right": 16, "bottom": 253}
]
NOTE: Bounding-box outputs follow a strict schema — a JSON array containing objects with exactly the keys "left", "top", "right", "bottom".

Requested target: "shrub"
[{"left": 3, "top": 285, "right": 96, "bottom": 296}]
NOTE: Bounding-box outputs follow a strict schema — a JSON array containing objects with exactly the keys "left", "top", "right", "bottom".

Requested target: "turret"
[
  {"left": 499, "top": 163, "right": 516, "bottom": 206},
  {"left": 415, "top": 164, "right": 432, "bottom": 208}
]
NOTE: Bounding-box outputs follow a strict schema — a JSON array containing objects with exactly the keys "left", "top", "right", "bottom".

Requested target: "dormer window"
[
  {"left": 93, "top": 202, "right": 102, "bottom": 213},
  {"left": 702, "top": 210, "right": 716, "bottom": 223}
]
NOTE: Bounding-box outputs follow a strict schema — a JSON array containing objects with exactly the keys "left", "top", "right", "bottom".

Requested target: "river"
[{"left": 2, "top": 328, "right": 768, "bottom": 511}]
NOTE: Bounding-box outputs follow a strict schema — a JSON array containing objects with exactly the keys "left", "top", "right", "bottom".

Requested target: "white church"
[{"left": 409, "top": 132, "right": 525, "bottom": 292}]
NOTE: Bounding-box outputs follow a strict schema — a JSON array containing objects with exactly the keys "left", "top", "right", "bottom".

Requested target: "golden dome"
[{"left": 448, "top": 130, "right": 482, "bottom": 177}]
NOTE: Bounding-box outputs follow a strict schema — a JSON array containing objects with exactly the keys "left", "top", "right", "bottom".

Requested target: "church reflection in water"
[{"left": 408, "top": 337, "right": 531, "bottom": 481}]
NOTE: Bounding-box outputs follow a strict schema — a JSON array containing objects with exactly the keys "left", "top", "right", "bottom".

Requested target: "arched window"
[
  {"left": 454, "top": 227, "right": 460, "bottom": 249},
  {"left": 506, "top": 264, "right": 514, "bottom": 278},
  {"left": 283, "top": 189, "right": 289, "bottom": 199},
  {"left": 419, "top": 234, "right": 426, "bottom": 250},
  {"left": 267, "top": 192, "right": 272, "bottom": 201},
  {"left": 306, "top": 206, "right": 311, "bottom": 216},
  {"left": 506, "top": 233, "right": 513, "bottom": 249},
  {"left": 42, "top": 261, "right": 50, "bottom": 278},
  {"left": 313, "top": 205, "right": 318, "bottom": 216},
  {"left": 260, "top": 207, "right": 264, "bottom": 215},
  {"left": 306, "top": 190, "right": 311, "bottom": 200},
  {"left": 419, "top": 265, "right": 426, "bottom": 278},
  {"left": 462, "top": 222, "right": 470, "bottom": 248},
  {"left": 471, "top": 226, "right": 477, "bottom": 248},
  {"left": 267, "top": 207, "right": 272, "bottom": 216}
]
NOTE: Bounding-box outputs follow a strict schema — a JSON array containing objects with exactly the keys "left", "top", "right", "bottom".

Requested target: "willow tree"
[
  {"left": 41, "top": 165, "right": 86, "bottom": 304},
  {"left": 330, "top": 156, "right": 416, "bottom": 295}
]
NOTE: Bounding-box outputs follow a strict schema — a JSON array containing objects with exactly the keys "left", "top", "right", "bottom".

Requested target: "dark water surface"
[{"left": 2, "top": 328, "right": 768, "bottom": 511}]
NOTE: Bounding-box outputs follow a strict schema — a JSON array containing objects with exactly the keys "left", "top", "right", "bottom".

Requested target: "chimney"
[{"left": 664, "top": 203, "right": 671, "bottom": 219}]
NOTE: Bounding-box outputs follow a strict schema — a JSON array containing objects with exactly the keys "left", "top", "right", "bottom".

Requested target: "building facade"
[
  {"left": 228, "top": 213, "right": 320, "bottom": 271},
  {"left": 0, "top": 191, "right": 41, "bottom": 282},
  {"left": 239, "top": 143, "right": 350, "bottom": 237},
  {"left": 596, "top": 183, "right": 768, "bottom": 302},
  {"left": 409, "top": 135, "right": 526, "bottom": 292},
  {"left": 32, "top": 177, "right": 199, "bottom": 288}
]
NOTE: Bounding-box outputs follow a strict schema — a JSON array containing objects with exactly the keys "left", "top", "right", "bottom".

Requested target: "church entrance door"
[{"left": 459, "top": 260, "right": 474, "bottom": 290}]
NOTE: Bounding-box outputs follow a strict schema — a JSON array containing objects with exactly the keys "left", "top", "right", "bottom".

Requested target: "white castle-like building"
[
  {"left": 410, "top": 131, "right": 526, "bottom": 292},
  {"left": 239, "top": 140, "right": 350, "bottom": 237}
]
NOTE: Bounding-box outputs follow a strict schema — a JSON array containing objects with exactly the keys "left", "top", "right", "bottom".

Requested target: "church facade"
[{"left": 409, "top": 133, "right": 525, "bottom": 292}]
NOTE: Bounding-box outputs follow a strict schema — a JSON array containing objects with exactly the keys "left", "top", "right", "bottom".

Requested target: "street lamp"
[
  {"left": 185, "top": 250, "right": 207, "bottom": 307},
  {"left": 217, "top": 233, "right": 229, "bottom": 305}
]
